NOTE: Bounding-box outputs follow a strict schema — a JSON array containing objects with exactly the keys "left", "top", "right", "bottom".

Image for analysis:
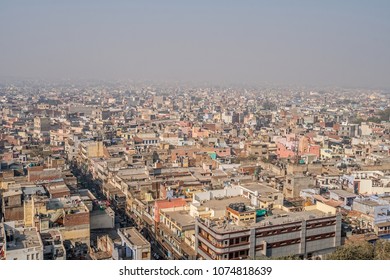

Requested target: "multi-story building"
[
  {"left": 78, "top": 140, "right": 104, "bottom": 163},
  {"left": 40, "top": 230, "right": 66, "bottom": 260},
  {"left": 196, "top": 207, "right": 341, "bottom": 260},
  {"left": 158, "top": 209, "right": 196, "bottom": 260},
  {"left": 1, "top": 222, "right": 44, "bottom": 260},
  {"left": 24, "top": 195, "right": 91, "bottom": 246},
  {"left": 117, "top": 227, "right": 150, "bottom": 260},
  {"left": 352, "top": 195, "right": 390, "bottom": 235},
  {"left": 33, "top": 116, "right": 51, "bottom": 143},
  {"left": 283, "top": 175, "right": 316, "bottom": 199},
  {"left": 338, "top": 123, "right": 359, "bottom": 138}
]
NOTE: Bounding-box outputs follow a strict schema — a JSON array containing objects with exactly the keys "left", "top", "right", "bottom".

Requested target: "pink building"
[{"left": 154, "top": 198, "right": 187, "bottom": 223}]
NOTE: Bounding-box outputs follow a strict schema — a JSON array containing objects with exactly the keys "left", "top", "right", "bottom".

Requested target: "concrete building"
[
  {"left": 40, "top": 230, "right": 66, "bottom": 260},
  {"left": 1, "top": 222, "right": 44, "bottom": 260},
  {"left": 79, "top": 140, "right": 104, "bottom": 162},
  {"left": 351, "top": 171, "right": 390, "bottom": 195},
  {"left": 196, "top": 207, "right": 341, "bottom": 260},
  {"left": 118, "top": 227, "right": 151, "bottom": 260},
  {"left": 283, "top": 175, "right": 316, "bottom": 199},
  {"left": 33, "top": 116, "right": 51, "bottom": 143},
  {"left": 238, "top": 182, "right": 284, "bottom": 209},
  {"left": 339, "top": 123, "right": 359, "bottom": 137},
  {"left": 329, "top": 189, "right": 357, "bottom": 208},
  {"left": 352, "top": 196, "right": 390, "bottom": 234},
  {"left": 24, "top": 195, "right": 91, "bottom": 246},
  {"left": 158, "top": 209, "right": 196, "bottom": 260},
  {"left": 90, "top": 206, "right": 115, "bottom": 230}
]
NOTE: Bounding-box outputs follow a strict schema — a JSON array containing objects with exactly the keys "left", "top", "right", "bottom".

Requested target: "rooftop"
[
  {"left": 256, "top": 208, "right": 329, "bottom": 226},
  {"left": 330, "top": 189, "right": 357, "bottom": 198},
  {"left": 46, "top": 184, "right": 70, "bottom": 194},
  {"left": 4, "top": 224, "right": 42, "bottom": 251},
  {"left": 118, "top": 227, "right": 149, "bottom": 247},
  {"left": 354, "top": 199, "right": 381, "bottom": 207},
  {"left": 46, "top": 196, "right": 88, "bottom": 213},
  {"left": 161, "top": 210, "right": 195, "bottom": 228},
  {"left": 239, "top": 182, "right": 281, "bottom": 195},
  {"left": 22, "top": 186, "right": 46, "bottom": 196},
  {"left": 201, "top": 208, "right": 335, "bottom": 234},
  {"left": 201, "top": 196, "right": 250, "bottom": 211}
]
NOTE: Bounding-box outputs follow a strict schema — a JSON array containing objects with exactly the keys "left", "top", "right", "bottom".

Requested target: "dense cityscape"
[{"left": 1, "top": 81, "right": 390, "bottom": 260}]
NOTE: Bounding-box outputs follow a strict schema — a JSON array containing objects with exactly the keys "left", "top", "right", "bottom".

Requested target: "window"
[
  {"left": 240, "top": 236, "right": 248, "bottom": 242},
  {"left": 142, "top": 252, "right": 149, "bottom": 259}
]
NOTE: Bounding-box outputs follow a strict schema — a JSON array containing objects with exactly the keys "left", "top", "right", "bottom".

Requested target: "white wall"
[{"left": 193, "top": 186, "right": 242, "bottom": 203}]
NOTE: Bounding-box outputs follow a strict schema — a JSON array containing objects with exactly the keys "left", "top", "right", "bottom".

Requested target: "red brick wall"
[
  {"left": 64, "top": 211, "right": 89, "bottom": 227},
  {"left": 28, "top": 168, "right": 61, "bottom": 182},
  {"left": 4, "top": 206, "right": 24, "bottom": 221}
]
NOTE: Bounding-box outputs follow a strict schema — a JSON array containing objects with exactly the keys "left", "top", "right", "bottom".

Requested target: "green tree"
[
  {"left": 326, "top": 242, "right": 374, "bottom": 260},
  {"left": 374, "top": 240, "right": 390, "bottom": 260}
]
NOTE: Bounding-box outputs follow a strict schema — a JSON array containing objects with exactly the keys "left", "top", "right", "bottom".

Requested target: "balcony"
[
  {"left": 197, "top": 233, "right": 250, "bottom": 254},
  {"left": 198, "top": 245, "right": 216, "bottom": 260}
]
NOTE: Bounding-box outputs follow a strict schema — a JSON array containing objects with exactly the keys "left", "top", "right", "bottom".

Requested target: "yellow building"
[
  {"left": 226, "top": 203, "right": 256, "bottom": 225},
  {"left": 79, "top": 140, "right": 104, "bottom": 161}
]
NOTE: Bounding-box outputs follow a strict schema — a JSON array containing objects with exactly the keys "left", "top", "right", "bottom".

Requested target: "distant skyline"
[{"left": 1, "top": 1, "right": 390, "bottom": 88}]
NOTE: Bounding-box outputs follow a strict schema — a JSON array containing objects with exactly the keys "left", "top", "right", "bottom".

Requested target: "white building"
[
  {"left": 1, "top": 222, "right": 43, "bottom": 260},
  {"left": 117, "top": 227, "right": 150, "bottom": 260}
]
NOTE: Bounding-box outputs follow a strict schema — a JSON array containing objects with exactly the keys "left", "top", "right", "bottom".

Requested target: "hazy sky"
[{"left": 0, "top": 0, "right": 389, "bottom": 88}]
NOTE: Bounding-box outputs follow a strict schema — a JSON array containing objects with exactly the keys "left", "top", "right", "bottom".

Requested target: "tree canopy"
[{"left": 327, "top": 240, "right": 390, "bottom": 260}]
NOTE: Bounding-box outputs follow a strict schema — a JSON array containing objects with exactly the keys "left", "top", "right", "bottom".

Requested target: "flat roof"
[
  {"left": 330, "top": 189, "right": 357, "bottom": 198},
  {"left": 161, "top": 210, "right": 195, "bottom": 228},
  {"left": 202, "top": 208, "right": 334, "bottom": 234},
  {"left": 240, "top": 182, "right": 280, "bottom": 194},
  {"left": 202, "top": 196, "right": 250, "bottom": 211},
  {"left": 355, "top": 199, "right": 381, "bottom": 207},
  {"left": 116, "top": 168, "right": 147, "bottom": 177},
  {"left": 46, "top": 196, "right": 88, "bottom": 212},
  {"left": 22, "top": 186, "right": 46, "bottom": 196},
  {"left": 119, "top": 227, "right": 149, "bottom": 247},
  {"left": 257, "top": 209, "right": 328, "bottom": 226},
  {"left": 46, "top": 184, "right": 70, "bottom": 193},
  {"left": 91, "top": 207, "right": 114, "bottom": 216},
  {"left": 5, "top": 226, "right": 42, "bottom": 251}
]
